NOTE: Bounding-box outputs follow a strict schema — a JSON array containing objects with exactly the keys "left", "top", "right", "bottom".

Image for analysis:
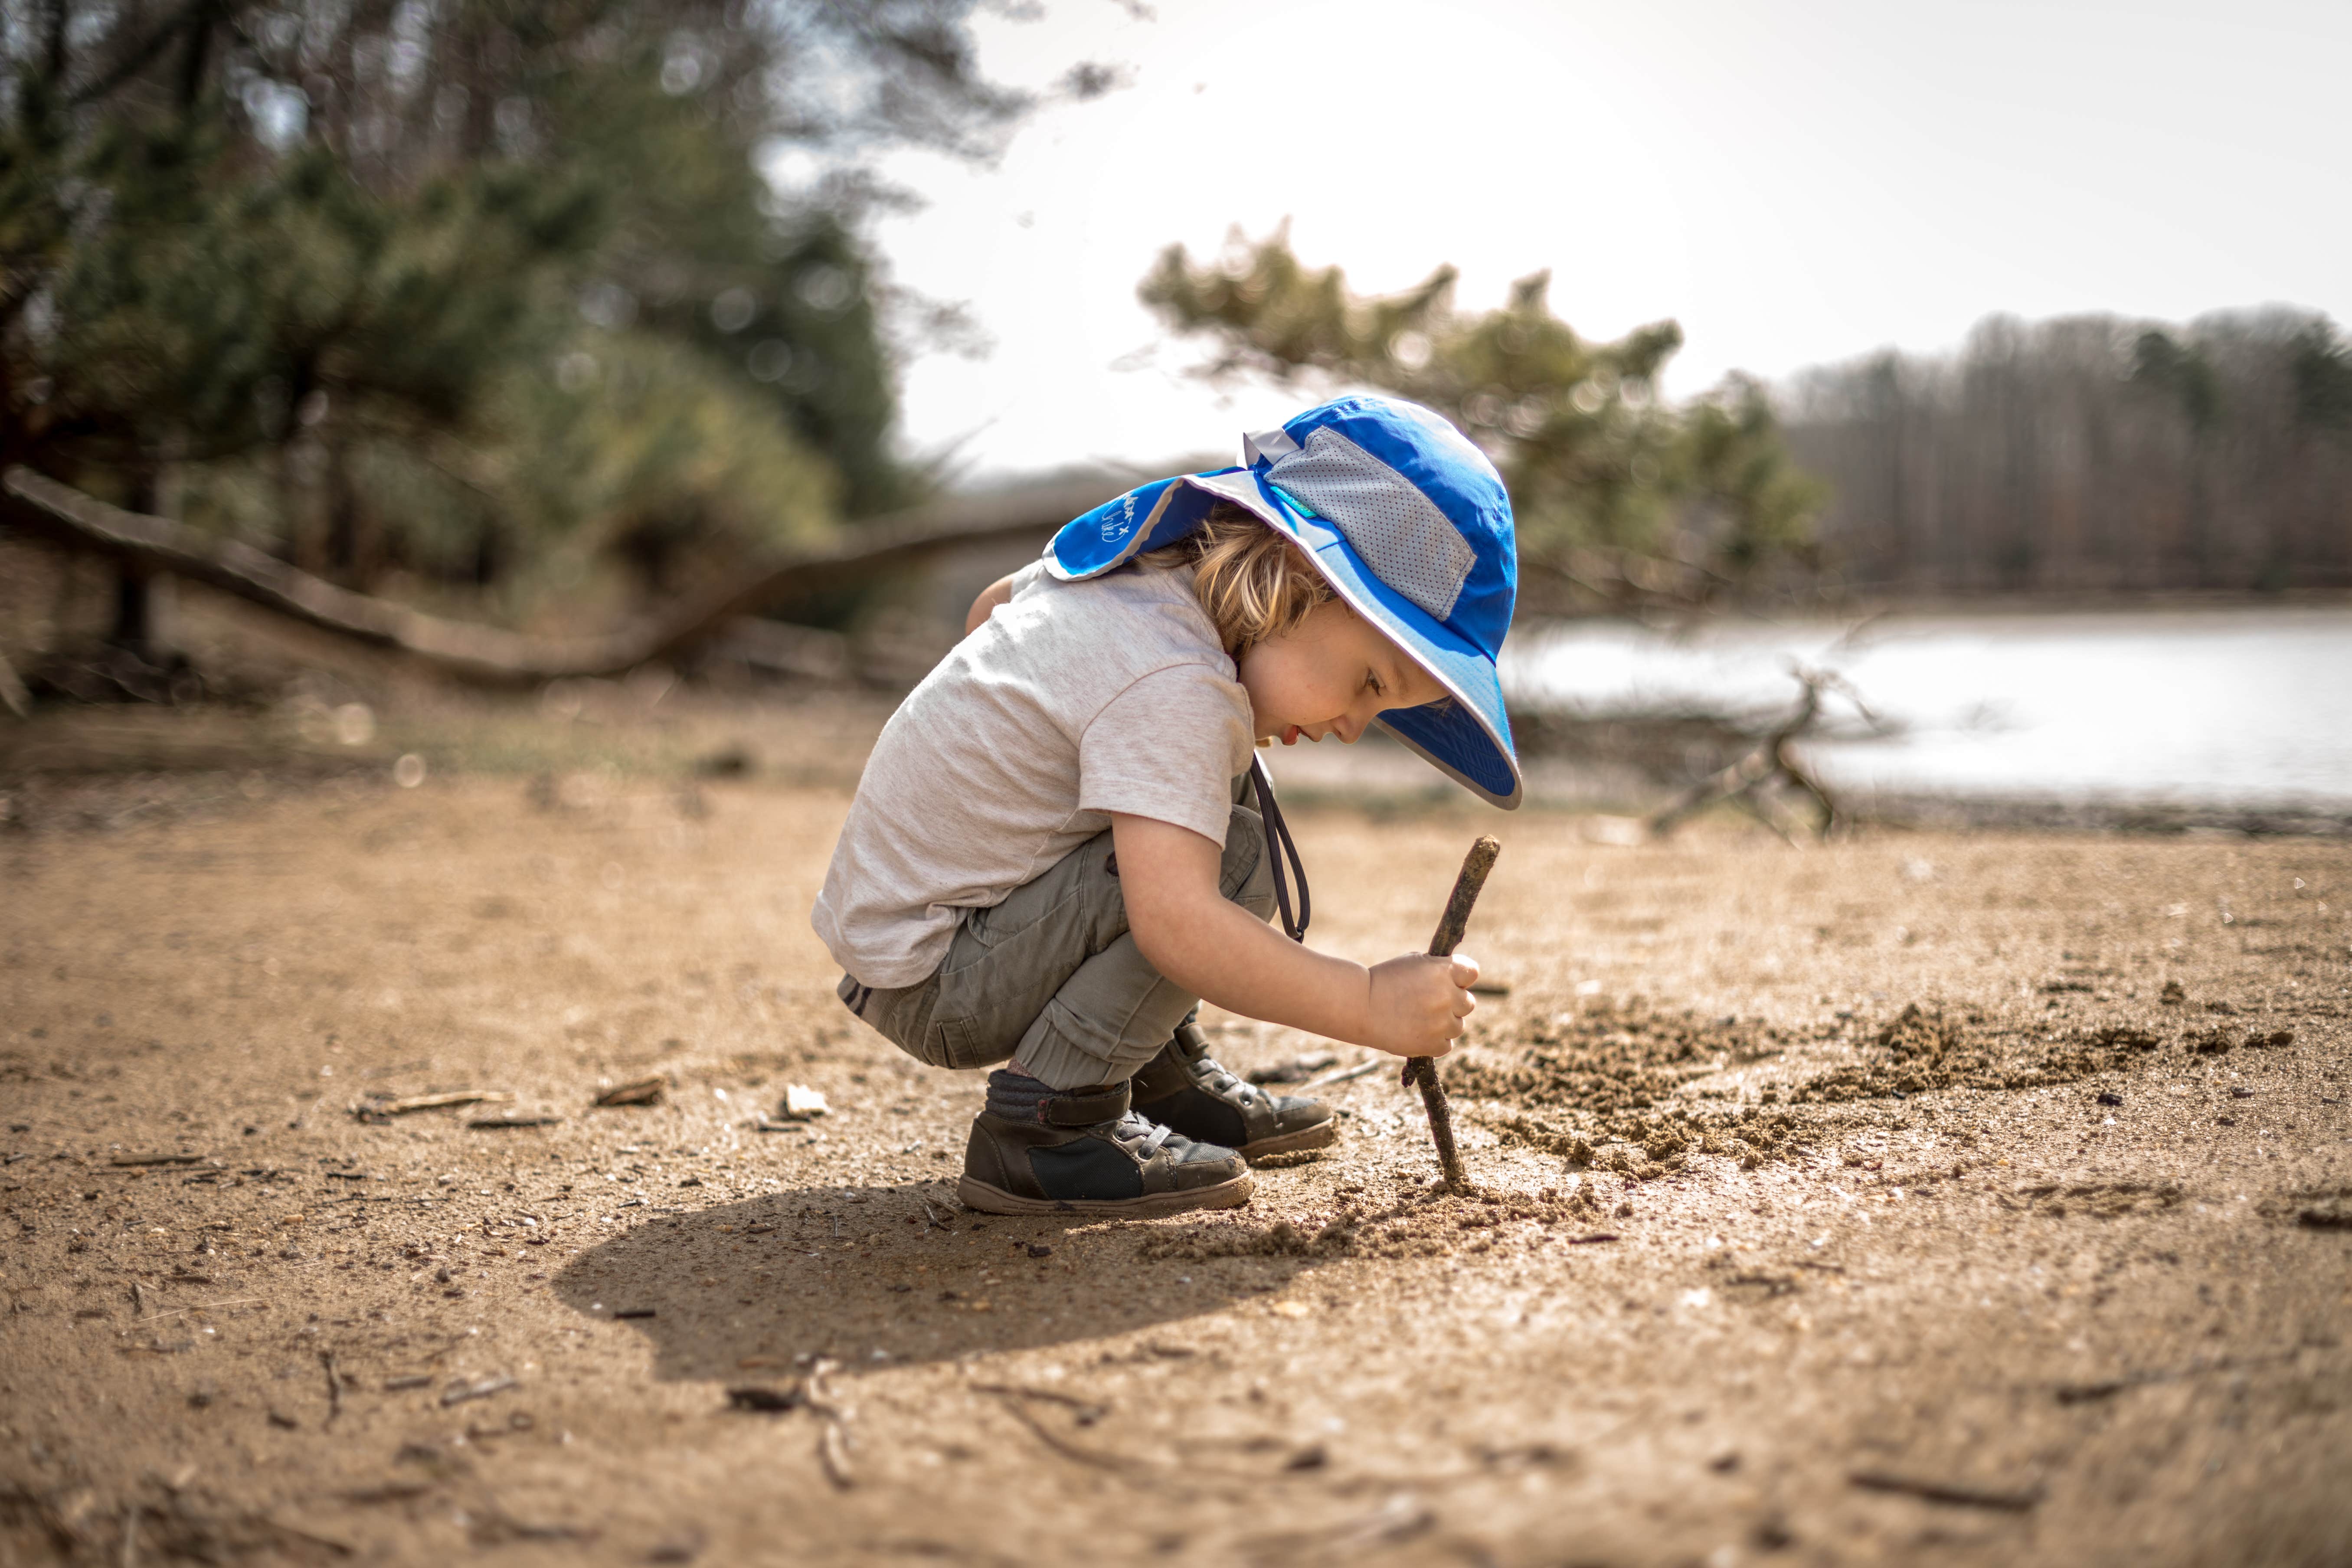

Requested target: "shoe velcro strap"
[{"left": 1043, "top": 1083, "right": 1131, "bottom": 1127}]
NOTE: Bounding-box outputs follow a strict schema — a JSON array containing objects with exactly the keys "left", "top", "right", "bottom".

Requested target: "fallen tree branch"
[
  {"left": 1518, "top": 547, "right": 1737, "bottom": 618},
  {"left": 1647, "top": 663, "right": 1873, "bottom": 842},
  {"left": 1, "top": 465, "right": 1118, "bottom": 687}
]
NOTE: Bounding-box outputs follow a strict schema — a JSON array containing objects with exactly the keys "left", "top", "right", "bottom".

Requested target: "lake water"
[{"left": 1502, "top": 605, "right": 2352, "bottom": 809}]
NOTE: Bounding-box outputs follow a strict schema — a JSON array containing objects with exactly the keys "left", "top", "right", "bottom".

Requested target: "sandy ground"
[{"left": 3, "top": 747, "right": 2350, "bottom": 1567}]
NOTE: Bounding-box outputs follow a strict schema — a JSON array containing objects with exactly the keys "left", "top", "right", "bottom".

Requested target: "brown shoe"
[
  {"left": 1129, "top": 1017, "right": 1338, "bottom": 1162},
  {"left": 957, "top": 1075, "right": 1253, "bottom": 1217}
]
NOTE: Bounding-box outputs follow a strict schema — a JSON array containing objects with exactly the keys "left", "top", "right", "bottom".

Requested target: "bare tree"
[{"left": 1786, "top": 309, "right": 2352, "bottom": 596}]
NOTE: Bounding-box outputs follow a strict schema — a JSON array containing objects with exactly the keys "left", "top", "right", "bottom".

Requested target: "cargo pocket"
[
  {"left": 842, "top": 976, "right": 964, "bottom": 1070},
  {"left": 927, "top": 1014, "right": 1005, "bottom": 1072}
]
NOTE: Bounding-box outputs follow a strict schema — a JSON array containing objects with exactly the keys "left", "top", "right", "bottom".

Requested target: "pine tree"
[
  {"left": 1139, "top": 226, "right": 1824, "bottom": 607},
  {"left": 1, "top": 0, "right": 1064, "bottom": 657}
]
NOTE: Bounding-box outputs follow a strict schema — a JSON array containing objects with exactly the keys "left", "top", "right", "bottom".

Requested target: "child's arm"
[
  {"left": 965, "top": 573, "right": 1020, "bottom": 635},
  {"left": 1110, "top": 812, "right": 1476, "bottom": 1057}
]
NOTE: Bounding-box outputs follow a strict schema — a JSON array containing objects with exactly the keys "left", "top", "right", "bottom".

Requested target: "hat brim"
[{"left": 1180, "top": 470, "right": 1524, "bottom": 810}]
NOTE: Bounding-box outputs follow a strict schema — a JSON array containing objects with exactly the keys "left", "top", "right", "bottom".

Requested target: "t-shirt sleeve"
[
  {"left": 1008, "top": 557, "right": 1050, "bottom": 597},
  {"left": 1077, "top": 663, "right": 1253, "bottom": 844}
]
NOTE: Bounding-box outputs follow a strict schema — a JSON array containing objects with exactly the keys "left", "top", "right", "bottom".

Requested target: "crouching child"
[{"left": 812, "top": 395, "right": 1524, "bottom": 1215}]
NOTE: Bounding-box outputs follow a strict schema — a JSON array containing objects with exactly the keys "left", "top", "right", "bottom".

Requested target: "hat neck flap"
[{"left": 1046, "top": 470, "right": 1252, "bottom": 581}]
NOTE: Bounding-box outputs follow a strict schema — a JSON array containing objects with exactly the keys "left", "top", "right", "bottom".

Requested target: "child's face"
[{"left": 1237, "top": 599, "right": 1449, "bottom": 746}]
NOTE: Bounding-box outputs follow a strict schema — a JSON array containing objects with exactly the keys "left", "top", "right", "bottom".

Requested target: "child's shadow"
[{"left": 550, "top": 1183, "right": 1326, "bottom": 1381}]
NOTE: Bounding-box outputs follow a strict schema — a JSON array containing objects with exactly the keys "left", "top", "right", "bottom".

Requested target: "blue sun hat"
[{"left": 1045, "top": 393, "right": 1522, "bottom": 809}]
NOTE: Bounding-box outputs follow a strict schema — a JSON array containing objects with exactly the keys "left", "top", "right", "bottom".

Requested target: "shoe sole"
[
  {"left": 1237, "top": 1120, "right": 1339, "bottom": 1162},
  {"left": 955, "top": 1170, "right": 1255, "bottom": 1218}
]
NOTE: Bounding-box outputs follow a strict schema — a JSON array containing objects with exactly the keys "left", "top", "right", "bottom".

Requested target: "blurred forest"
[
  {"left": 5, "top": 1, "right": 2347, "bottom": 725},
  {"left": 0, "top": 0, "right": 1094, "bottom": 668},
  {"left": 1786, "top": 309, "right": 2352, "bottom": 595}
]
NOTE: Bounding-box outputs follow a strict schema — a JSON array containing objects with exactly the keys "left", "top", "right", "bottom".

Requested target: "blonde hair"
[{"left": 1142, "top": 501, "right": 1337, "bottom": 655}]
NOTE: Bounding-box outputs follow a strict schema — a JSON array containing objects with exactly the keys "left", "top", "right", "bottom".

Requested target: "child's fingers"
[
  {"left": 1446, "top": 951, "right": 1480, "bottom": 1020},
  {"left": 1370, "top": 953, "right": 1482, "bottom": 1055}
]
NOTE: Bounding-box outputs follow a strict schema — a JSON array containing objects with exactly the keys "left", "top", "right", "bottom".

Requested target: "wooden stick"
[{"left": 1403, "top": 836, "right": 1501, "bottom": 1193}]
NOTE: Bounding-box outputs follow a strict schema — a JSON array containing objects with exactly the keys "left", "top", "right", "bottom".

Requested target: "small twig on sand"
[
  {"left": 804, "top": 1359, "right": 850, "bottom": 1418},
  {"left": 360, "top": 1090, "right": 514, "bottom": 1120},
  {"left": 441, "top": 1375, "right": 519, "bottom": 1408},
  {"left": 817, "top": 1421, "right": 854, "bottom": 1489},
  {"left": 1248, "top": 1493, "right": 1436, "bottom": 1557},
  {"left": 1848, "top": 1470, "right": 2042, "bottom": 1512},
  {"left": 805, "top": 1358, "right": 854, "bottom": 1489},
  {"left": 261, "top": 1517, "right": 352, "bottom": 1558},
  {"left": 726, "top": 1385, "right": 801, "bottom": 1413},
  {"left": 321, "top": 1350, "right": 343, "bottom": 1424},
  {"left": 968, "top": 1384, "right": 1109, "bottom": 1424},
  {"left": 590, "top": 1077, "right": 664, "bottom": 1108},
  {"left": 139, "top": 1298, "right": 264, "bottom": 1323},
  {"left": 919, "top": 1183, "right": 968, "bottom": 1231},
  {"left": 109, "top": 1153, "right": 206, "bottom": 1168},
  {"left": 984, "top": 1388, "right": 1153, "bottom": 1474},
  {"left": 1295, "top": 1058, "right": 1385, "bottom": 1093},
  {"left": 2053, "top": 1347, "right": 2301, "bottom": 1404},
  {"left": 980, "top": 1386, "right": 1332, "bottom": 1488}
]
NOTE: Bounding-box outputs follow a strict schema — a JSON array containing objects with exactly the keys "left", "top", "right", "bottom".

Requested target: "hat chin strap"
[{"left": 1248, "top": 756, "right": 1309, "bottom": 943}]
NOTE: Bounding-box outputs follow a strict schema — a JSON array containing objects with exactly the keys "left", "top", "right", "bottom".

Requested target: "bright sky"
[{"left": 857, "top": 0, "right": 2352, "bottom": 480}]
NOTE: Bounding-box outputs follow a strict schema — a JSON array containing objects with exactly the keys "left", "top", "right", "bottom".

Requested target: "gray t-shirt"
[{"left": 812, "top": 559, "right": 1256, "bottom": 988}]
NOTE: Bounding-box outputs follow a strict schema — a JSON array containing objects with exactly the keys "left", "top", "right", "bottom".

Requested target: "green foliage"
[
  {"left": 1138, "top": 227, "right": 1823, "bottom": 596},
  {"left": 1681, "top": 376, "right": 1829, "bottom": 573},
  {"left": 493, "top": 328, "right": 839, "bottom": 593},
  {"left": 2132, "top": 330, "right": 2222, "bottom": 433},
  {"left": 2289, "top": 322, "right": 2352, "bottom": 432},
  {"left": 2130, "top": 313, "right": 2352, "bottom": 440},
  {"left": 22, "top": 120, "right": 597, "bottom": 462},
  {"left": 2, "top": 0, "right": 1045, "bottom": 612},
  {"left": 680, "top": 214, "right": 912, "bottom": 517},
  {"left": 173, "top": 326, "right": 839, "bottom": 595}
]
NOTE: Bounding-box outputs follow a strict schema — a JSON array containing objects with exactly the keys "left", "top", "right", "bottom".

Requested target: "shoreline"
[
  {"left": 1522, "top": 586, "right": 2352, "bottom": 625},
  {"left": 6, "top": 688, "right": 2351, "bottom": 841}
]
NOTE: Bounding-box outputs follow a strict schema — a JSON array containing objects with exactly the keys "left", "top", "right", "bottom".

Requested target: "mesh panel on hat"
[{"left": 1267, "top": 429, "right": 1475, "bottom": 621}]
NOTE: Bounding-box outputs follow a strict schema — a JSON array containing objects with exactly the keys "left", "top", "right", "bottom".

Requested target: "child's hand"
[
  {"left": 1362, "top": 950, "right": 1481, "bottom": 1058},
  {"left": 1111, "top": 812, "right": 1485, "bottom": 1060}
]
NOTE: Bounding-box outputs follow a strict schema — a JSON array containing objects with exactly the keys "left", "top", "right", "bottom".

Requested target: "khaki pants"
[{"left": 837, "top": 802, "right": 1277, "bottom": 1090}]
